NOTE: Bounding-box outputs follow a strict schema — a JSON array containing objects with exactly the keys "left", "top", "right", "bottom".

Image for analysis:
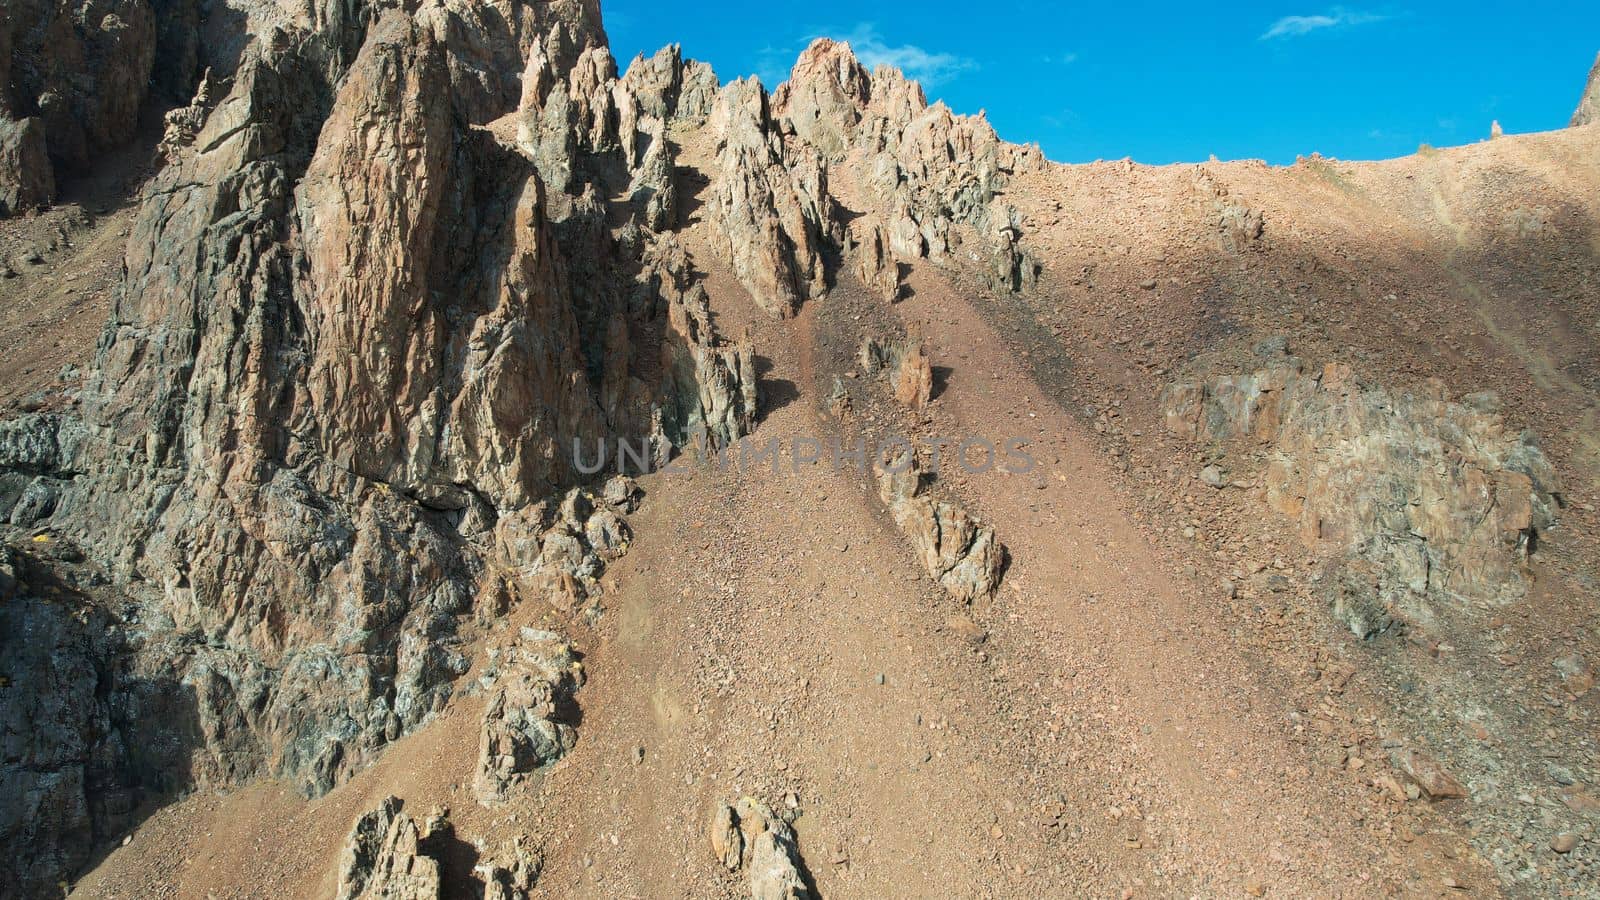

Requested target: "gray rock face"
[
  {"left": 1163, "top": 348, "right": 1559, "bottom": 637},
  {"left": 0, "top": 116, "right": 52, "bottom": 214},
  {"left": 0, "top": 544, "right": 199, "bottom": 900},
  {"left": 0, "top": 0, "right": 161, "bottom": 215},
  {"left": 1573, "top": 52, "right": 1600, "bottom": 127}
]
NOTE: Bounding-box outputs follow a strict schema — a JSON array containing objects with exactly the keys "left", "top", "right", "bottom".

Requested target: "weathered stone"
[
  {"left": 1554, "top": 654, "right": 1595, "bottom": 697},
  {"left": 878, "top": 452, "right": 1005, "bottom": 602},
  {"left": 706, "top": 77, "right": 837, "bottom": 317},
  {"left": 710, "top": 802, "right": 743, "bottom": 870},
  {"left": 1392, "top": 749, "right": 1468, "bottom": 800},
  {"left": 334, "top": 797, "right": 444, "bottom": 900},
  {"left": 478, "top": 839, "right": 543, "bottom": 900},
  {"left": 711, "top": 798, "right": 810, "bottom": 899},
  {"left": 850, "top": 221, "right": 901, "bottom": 302},
  {"left": 474, "top": 629, "right": 582, "bottom": 805},
  {"left": 859, "top": 334, "right": 933, "bottom": 409}
]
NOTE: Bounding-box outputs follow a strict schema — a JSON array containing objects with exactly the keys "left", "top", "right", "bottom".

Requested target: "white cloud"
[
  {"left": 828, "top": 24, "right": 976, "bottom": 86},
  {"left": 1261, "top": 8, "right": 1390, "bottom": 40}
]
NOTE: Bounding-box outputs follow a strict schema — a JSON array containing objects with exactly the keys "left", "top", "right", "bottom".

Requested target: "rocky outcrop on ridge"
[
  {"left": 706, "top": 77, "right": 840, "bottom": 317},
  {"left": 1573, "top": 51, "right": 1600, "bottom": 127},
  {"left": 878, "top": 451, "right": 1006, "bottom": 602},
  {"left": 1162, "top": 343, "right": 1560, "bottom": 638},
  {"left": 701, "top": 38, "right": 1048, "bottom": 318},
  {"left": 709, "top": 798, "right": 811, "bottom": 900}
]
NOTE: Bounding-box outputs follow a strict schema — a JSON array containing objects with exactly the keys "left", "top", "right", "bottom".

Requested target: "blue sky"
[{"left": 603, "top": 1, "right": 1600, "bottom": 165}]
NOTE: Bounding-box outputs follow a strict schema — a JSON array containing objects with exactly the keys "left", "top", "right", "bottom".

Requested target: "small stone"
[
  {"left": 1394, "top": 749, "right": 1467, "bottom": 800},
  {"left": 1550, "top": 832, "right": 1580, "bottom": 854},
  {"left": 1139, "top": 278, "right": 1158, "bottom": 290},
  {"left": 1200, "top": 465, "right": 1226, "bottom": 488},
  {"left": 874, "top": 673, "right": 886, "bottom": 686},
  {"left": 1245, "top": 881, "right": 1266, "bottom": 897}
]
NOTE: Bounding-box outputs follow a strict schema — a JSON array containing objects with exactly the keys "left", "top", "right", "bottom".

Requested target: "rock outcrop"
[
  {"left": 0, "top": 540, "right": 201, "bottom": 900},
  {"left": 0, "top": 0, "right": 170, "bottom": 214},
  {"left": 1162, "top": 344, "right": 1559, "bottom": 637},
  {"left": 0, "top": 116, "right": 51, "bottom": 215},
  {"left": 335, "top": 797, "right": 448, "bottom": 900},
  {"left": 708, "top": 798, "right": 811, "bottom": 900},
  {"left": 336, "top": 798, "right": 541, "bottom": 900},
  {"left": 0, "top": 3, "right": 759, "bottom": 893},
  {"left": 878, "top": 452, "right": 1006, "bottom": 602},
  {"left": 769, "top": 41, "right": 1044, "bottom": 276},
  {"left": 706, "top": 77, "right": 839, "bottom": 317},
  {"left": 860, "top": 334, "right": 933, "bottom": 410},
  {"left": 1573, "top": 51, "right": 1600, "bottom": 127},
  {"left": 473, "top": 628, "right": 583, "bottom": 805},
  {"left": 0, "top": 8, "right": 1049, "bottom": 896},
  {"left": 700, "top": 38, "right": 1048, "bottom": 317}
]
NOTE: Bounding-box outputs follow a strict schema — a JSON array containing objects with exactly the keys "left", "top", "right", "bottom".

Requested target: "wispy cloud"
[
  {"left": 752, "top": 24, "right": 977, "bottom": 88},
  {"left": 1260, "top": 8, "right": 1390, "bottom": 40},
  {"left": 828, "top": 24, "right": 977, "bottom": 86},
  {"left": 1041, "top": 52, "right": 1079, "bottom": 66}
]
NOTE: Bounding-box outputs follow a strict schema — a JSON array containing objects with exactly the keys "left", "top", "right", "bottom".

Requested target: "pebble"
[{"left": 1550, "top": 832, "right": 1580, "bottom": 854}]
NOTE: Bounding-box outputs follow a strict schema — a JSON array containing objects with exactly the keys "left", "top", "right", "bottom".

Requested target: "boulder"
[
  {"left": 878, "top": 452, "right": 1006, "bottom": 602},
  {"left": 334, "top": 797, "right": 445, "bottom": 900},
  {"left": 474, "top": 629, "right": 583, "bottom": 805},
  {"left": 859, "top": 335, "right": 933, "bottom": 409},
  {"left": 709, "top": 798, "right": 810, "bottom": 899},
  {"left": 1391, "top": 749, "right": 1468, "bottom": 801}
]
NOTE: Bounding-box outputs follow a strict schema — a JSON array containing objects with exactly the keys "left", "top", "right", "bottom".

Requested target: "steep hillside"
[{"left": 1, "top": 3, "right": 1597, "bottom": 899}]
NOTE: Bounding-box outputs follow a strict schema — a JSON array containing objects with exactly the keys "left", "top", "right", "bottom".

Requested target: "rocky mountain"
[{"left": 2, "top": 4, "right": 1599, "bottom": 899}]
